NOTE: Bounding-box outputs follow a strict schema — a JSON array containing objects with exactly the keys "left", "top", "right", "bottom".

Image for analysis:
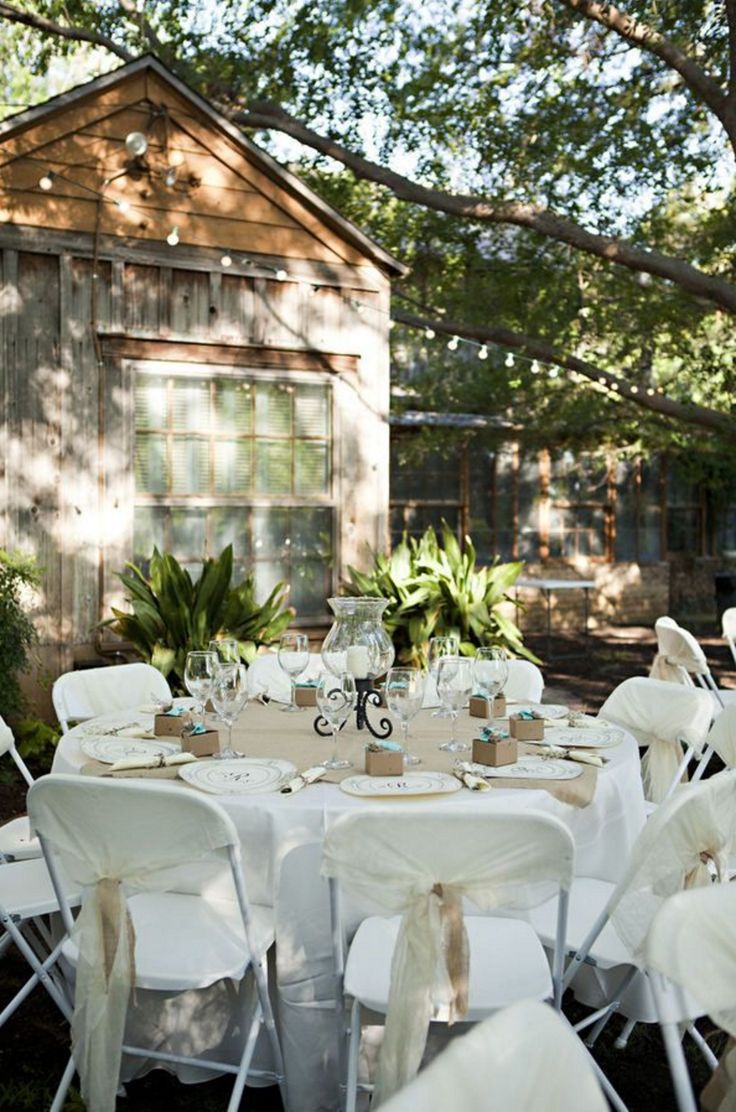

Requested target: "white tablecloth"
[{"left": 53, "top": 704, "right": 646, "bottom": 1111}]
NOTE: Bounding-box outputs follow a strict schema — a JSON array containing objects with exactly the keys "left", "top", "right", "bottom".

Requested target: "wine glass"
[
  {"left": 427, "top": 636, "right": 459, "bottom": 718},
  {"left": 436, "top": 656, "right": 473, "bottom": 752},
  {"left": 278, "top": 632, "right": 310, "bottom": 712},
  {"left": 184, "top": 651, "right": 216, "bottom": 720},
  {"left": 211, "top": 663, "right": 248, "bottom": 759},
  {"left": 473, "top": 647, "right": 509, "bottom": 712},
  {"left": 317, "top": 672, "right": 356, "bottom": 770},
  {"left": 385, "top": 667, "right": 424, "bottom": 766},
  {"left": 208, "top": 638, "right": 240, "bottom": 666}
]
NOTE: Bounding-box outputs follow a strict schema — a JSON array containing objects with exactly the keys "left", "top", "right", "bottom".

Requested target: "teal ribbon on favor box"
[
  {"left": 296, "top": 680, "right": 318, "bottom": 688},
  {"left": 366, "top": 740, "right": 403, "bottom": 753},
  {"left": 187, "top": 723, "right": 207, "bottom": 736},
  {"left": 479, "top": 726, "right": 510, "bottom": 743},
  {"left": 516, "top": 709, "right": 539, "bottom": 720},
  {"left": 164, "top": 706, "right": 187, "bottom": 717}
]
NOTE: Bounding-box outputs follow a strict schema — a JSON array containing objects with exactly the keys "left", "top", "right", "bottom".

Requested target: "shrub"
[
  {"left": 0, "top": 550, "right": 40, "bottom": 720},
  {"left": 345, "top": 522, "right": 536, "bottom": 666},
  {"left": 103, "top": 545, "right": 294, "bottom": 692}
]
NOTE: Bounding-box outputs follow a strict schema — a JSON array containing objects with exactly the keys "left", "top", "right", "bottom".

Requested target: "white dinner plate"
[
  {"left": 339, "top": 772, "right": 462, "bottom": 798},
  {"left": 507, "top": 702, "right": 569, "bottom": 719},
  {"left": 466, "top": 757, "right": 583, "bottom": 781},
  {"left": 80, "top": 736, "right": 181, "bottom": 765},
  {"left": 178, "top": 758, "right": 297, "bottom": 795},
  {"left": 534, "top": 725, "right": 624, "bottom": 749}
]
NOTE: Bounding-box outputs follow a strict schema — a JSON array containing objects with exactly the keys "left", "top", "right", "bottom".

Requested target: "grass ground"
[{"left": 1, "top": 624, "right": 733, "bottom": 1111}]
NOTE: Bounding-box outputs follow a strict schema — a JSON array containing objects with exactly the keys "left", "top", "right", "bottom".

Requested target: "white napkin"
[
  {"left": 106, "top": 726, "right": 156, "bottom": 739},
  {"left": 108, "top": 752, "right": 197, "bottom": 773},
  {"left": 280, "top": 766, "right": 328, "bottom": 794},
  {"left": 539, "top": 744, "right": 606, "bottom": 768},
  {"left": 452, "top": 764, "right": 492, "bottom": 791}
]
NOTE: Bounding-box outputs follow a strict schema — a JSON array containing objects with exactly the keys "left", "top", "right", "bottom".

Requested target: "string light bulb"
[
  {"left": 504, "top": 352, "right": 515, "bottom": 368},
  {"left": 530, "top": 360, "right": 541, "bottom": 375},
  {"left": 166, "top": 226, "right": 180, "bottom": 246},
  {"left": 425, "top": 327, "right": 436, "bottom": 339},
  {"left": 548, "top": 367, "right": 559, "bottom": 379},
  {"left": 39, "top": 171, "right": 54, "bottom": 191},
  {"left": 630, "top": 384, "right": 639, "bottom": 394},
  {"left": 447, "top": 335, "right": 459, "bottom": 351},
  {"left": 646, "top": 387, "right": 655, "bottom": 396},
  {"left": 115, "top": 198, "right": 131, "bottom": 214},
  {"left": 275, "top": 268, "right": 288, "bottom": 281},
  {"left": 220, "top": 254, "right": 232, "bottom": 267},
  {"left": 164, "top": 166, "right": 178, "bottom": 187},
  {"left": 125, "top": 131, "right": 148, "bottom": 158},
  {"left": 478, "top": 345, "right": 489, "bottom": 361}
]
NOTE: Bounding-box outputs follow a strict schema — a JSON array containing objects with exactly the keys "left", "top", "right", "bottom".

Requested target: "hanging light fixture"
[
  {"left": 504, "top": 352, "right": 515, "bottom": 368},
  {"left": 220, "top": 254, "right": 233, "bottom": 267},
  {"left": 424, "top": 327, "right": 435, "bottom": 339},
  {"left": 125, "top": 131, "right": 148, "bottom": 158},
  {"left": 166, "top": 226, "right": 180, "bottom": 246},
  {"left": 478, "top": 345, "right": 489, "bottom": 361},
  {"left": 38, "top": 171, "right": 54, "bottom": 191},
  {"left": 447, "top": 335, "right": 459, "bottom": 351}
]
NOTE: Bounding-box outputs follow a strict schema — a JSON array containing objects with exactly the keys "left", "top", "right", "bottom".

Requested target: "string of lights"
[{"left": 3, "top": 149, "right": 666, "bottom": 402}]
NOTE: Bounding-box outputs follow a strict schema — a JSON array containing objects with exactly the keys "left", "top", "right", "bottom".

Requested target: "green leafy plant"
[
  {"left": 103, "top": 545, "right": 294, "bottom": 692},
  {"left": 0, "top": 549, "right": 40, "bottom": 721},
  {"left": 345, "top": 523, "right": 536, "bottom": 666}
]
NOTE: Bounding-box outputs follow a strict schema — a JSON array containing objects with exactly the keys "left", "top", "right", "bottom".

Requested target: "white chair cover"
[
  {"left": 246, "top": 651, "right": 322, "bottom": 702},
  {"left": 646, "top": 884, "right": 736, "bottom": 1111},
  {"left": 650, "top": 617, "right": 707, "bottom": 684},
  {"left": 599, "top": 676, "right": 713, "bottom": 803},
  {"left": 380, "top": 1000, "right": 608, "bottom": 1112},
  {"left": 52, "top": 662, "right": 172, "bottom": 731},
  {"left": 610, "top": 770, "right": 736, "bottom": 966},
  {"left": 707, "top": 705, "right": 736, "bottom": 768},
  {"left": 28, "top": 775, "right": 240, "bottom": 1112},
  {"left": 322, "top": 809, "right": 574, "bottom": 1107}
]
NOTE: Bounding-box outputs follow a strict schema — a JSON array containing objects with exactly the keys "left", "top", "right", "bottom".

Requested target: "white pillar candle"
[{"left": 345, "top": 645, "right": 370, "bottom": 679}]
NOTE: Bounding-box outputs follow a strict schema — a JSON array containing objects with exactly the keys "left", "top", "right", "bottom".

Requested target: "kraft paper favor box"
[
  {"left": 154, "top": 709, "right": 189, "bottom": 737},
  {"left": 365, "top": 745, "right": 403, "bottom": 776},
  {"left": 180, "top": 728, "right": 220, "bottom": 758},
  {"left": 472, "top": 732, "right": 517, "bottom": 768},
  {"left": 492, "top": 694, "right": 506, "bottom": 718},
  {"left": 509, "top": 713, "right": 545, "bottom": 741},
  {"left": 294, "top": 684, "right": 318, "bottom": 707},
  {"left": 469, "top": 695, "right": 490, "bottom": 718}
]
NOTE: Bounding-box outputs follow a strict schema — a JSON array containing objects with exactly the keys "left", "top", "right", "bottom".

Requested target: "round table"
[{"left": 53, "top": 700, "right": 647, "bottom": 1112}]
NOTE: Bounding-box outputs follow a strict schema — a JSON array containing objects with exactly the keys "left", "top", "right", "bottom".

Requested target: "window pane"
[
  {"left": 291, "top": 507, "right": 333, "bottom": 559},
  {"left": 254, "top": 559, "right": 290, "bottom": 603},
  {"left": 215, "top": 381, "right": 253, "bottom": 435},
  {"left": 133, "top": 505, "right": 166, "bottom": 561},
  {"left": 135, "top": 434, "right": 168, "bottom": 494},
  {"left": 172, "top": 380, "right": 210, "bottom": 432},
  {"left": 171, "top": 438, "right": 209, "bottom": 494},
  {"left": 295, "top": 385, "right": 329, "bottom": 437},
  {"left": 289, "top": 560, "right": 331, "bottom": 616},
  {"left": 252, "top": 507, "right": 291, "bottom": 557},
  {"left": 255, "top": 383, "right": 291, "bottom": 436},
  {"left": 210, "top": 508, "right": 250, "bottom": 561},
  {"left": 256, "top": 439, "right": 292, "bottom": 494},
  {"left": 295, "top": 441, "right": 329, "bottom": 496},
  {"left": 214, "top": 439, "right": 252, "bottom": 494},
  {"left": 135, "top": 380, "right": 167, "bottom": 429},
  {"left": 170, "top": 508, "right": 206, "bottom": 557}
]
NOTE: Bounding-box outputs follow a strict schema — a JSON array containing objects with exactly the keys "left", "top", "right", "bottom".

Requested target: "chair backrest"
[
  {"left": 608, "top": 769, "right": 736, "bottom": 964},
  {"left": 380, "top": 1000, "right": 608, "bottom": 1112},
  {"left": 52, "top": 662, "right": 172, "bottom": 733},
  {"left": 599, "top": 676, "right": 713, "bottom": 803},
  {"left": 504, "top": 659, "right": 544, "bottom": 702},
  {"left": 722, "top": 606, "right": 736, "bottom": 664},
  {"left": 651, "top": 617, "right": 709, "bottom": 685},
  {"left": 0, "top": 714, "right": 33, "bottom": 788},
  {"left": 706, "top": 704, "right": 736, "bottom": 767},
  {"left": 246, "top": 651, "right": 322, "bottom": 701}
]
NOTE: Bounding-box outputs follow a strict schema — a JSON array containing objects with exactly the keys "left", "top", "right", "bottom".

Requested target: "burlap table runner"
[{"left": 81, "top": 704, "right": 598, "bottom": 808}]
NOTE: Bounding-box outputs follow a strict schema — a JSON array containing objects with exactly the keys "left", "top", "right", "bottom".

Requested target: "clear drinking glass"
[
  {"left": 316, "top": 672, "right": 356, "bottom": 770},
  {"left": 427, "top": 636, "right": 459, "bottom": 718},
  {"left": 385, "top": 667, "right": 424, "bottom": 766},
  {"left": 184, "top": 651, "right": 216, "bottom": 719},
  {"left": 208, "top": 638, "right": 240, "bottom": 666},
  {"left": 278, "top": 632, "right": 310, "bottom": 712},
  {"left": 473, "top": 647, "right": 509, "bottom": 710},
  {"left": 211, "top": 663, "right": 248, "bottom": 759},
  {"left": 436, "top": 656, "right": 473, "bottom": 752}
]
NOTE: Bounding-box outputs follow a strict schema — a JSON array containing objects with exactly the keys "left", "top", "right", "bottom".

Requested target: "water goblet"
[
  {"left": 278, "top": 632, "right": 310, "bottom": 712},
  {"left": 427, "top": 635, "right": 459, "bottom": 718},
  {"left": 317, "top": 672, "right": 356, "bottom": 770},
  {"left": 385, "top": 667, "right": 424, "bottom": 765},
  {"left": 473, "top": 647, "right": 509, "bottom": 713},
  {"left": 208, "top": 638, "right": 240, "bottom": 666},
  {"left": 436, "top": 656, "right": 473, "bottom": 752},
  {"left": 184, "top": 651, "right": 216, "bottom": 721},
  {"left": 211, "top": 663, "right": 248, "bottom": 759}
]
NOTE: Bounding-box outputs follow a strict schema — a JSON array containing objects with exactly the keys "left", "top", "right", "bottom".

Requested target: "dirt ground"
[{"left": 1, "top": 625, "right": 732, "bottom": 1110}]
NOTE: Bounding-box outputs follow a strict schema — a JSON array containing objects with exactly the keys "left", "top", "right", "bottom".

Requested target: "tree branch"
[
  {"left": 231, "top": 102, "right": 736, "bottom": 316},
  {"left": 556, "top": 0, "right": 734, "bottom": 140},
  {"left": 726, "top": 0, "right": 736, "bottom": 97},
  {"left": 117, "top": 0, "right": 165, "bottom": 56},
  {"left": 0, "top": 1, "right": 133, "bottom": 61},
  {"left": 391, "top": 307, "right": 733, "bottom": 435}
]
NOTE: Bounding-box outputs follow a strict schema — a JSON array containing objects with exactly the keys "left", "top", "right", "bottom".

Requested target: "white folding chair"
[
  {"left": 528, "top": 770, "right": 736, "bottom": 1054},
  {"left": 646, "top": 883, "right": 736, "bottom": 1112},
  {"left": 27, "top": 774, "right": 289, "bottom": 1112},
  {"left": 599, "top": 676, "right": 713, "bottom": 805},
  {"left": 246, "top": 650, "right": 322, "bottom": 702},
  {"left": 322, "top": 809, "right": 576, "bottom": 1111},
  {"left": 650, "top": 616, "right": 736, "bottom": 713},
  {"left": 721, "top": 606, "right": 736, "bottom": 668},
  {"left": 380, "top": 1000, "right": 609, "bottom": 1112},
  {"left": 0, "top": 716, "right": 40, "bottom": 864},
  {"left": 52, "top": 661, "right": 172, "bottom": 733}
]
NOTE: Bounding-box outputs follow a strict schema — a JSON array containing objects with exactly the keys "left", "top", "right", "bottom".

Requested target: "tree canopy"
[{"left": 1, "top": 0, "right": 735, "bottom": 465}]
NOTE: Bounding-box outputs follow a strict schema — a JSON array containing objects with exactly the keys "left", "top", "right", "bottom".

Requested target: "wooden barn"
[{"left": 0, "top": 55, "right": 404, "bottom": 686}]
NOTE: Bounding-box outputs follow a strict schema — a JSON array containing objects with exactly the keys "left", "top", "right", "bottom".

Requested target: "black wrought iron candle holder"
[{"left": 313, "top": 677, "right": 393, "bottom": 740}]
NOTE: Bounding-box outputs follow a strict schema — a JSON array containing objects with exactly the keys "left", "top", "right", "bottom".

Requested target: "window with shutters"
[{"left": 133, "top": 369, "right": 334, "bottom": 620}]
